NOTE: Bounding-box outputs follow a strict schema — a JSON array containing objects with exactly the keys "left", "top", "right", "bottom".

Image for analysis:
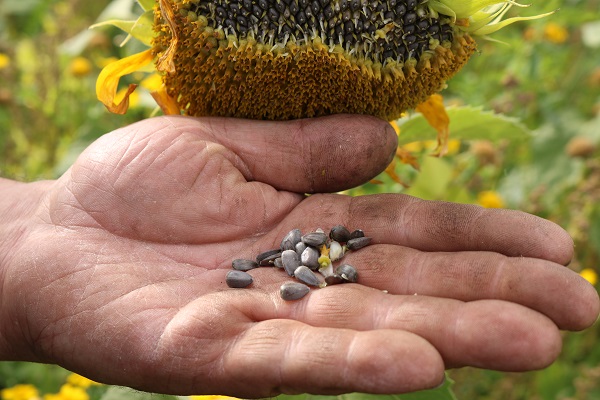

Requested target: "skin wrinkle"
[
  {"left": 282, "top": 324, "right": 314, "bottom": 393},
  {"left": 342, "top": 333, "right": 359, "bottom": 389},
  {"left": 487, "top": 255, "right": 509, "bottom": 302},
  {"left": 402, "top": 248, "right": 426, "bottom": 295},
  {"left": 462, "top": 204, "right": 487, "bottom": 250},
  {"left": 297, "top": 119, "right": 316, "bottom": 193},
  {"left": 114, "top": 126, "right": 156, "bottom": 173},
  {"left": 201, "top": 117, "right": 256, "bottom": 182},
  {"left": 447, "top": 300, "right": 464, "bottom": 366}
]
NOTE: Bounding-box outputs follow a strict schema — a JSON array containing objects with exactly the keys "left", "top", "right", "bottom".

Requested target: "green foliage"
[
  {"left": 268, "top": 377, "right": 457, "bottom": 400},
  {"left": 91, "top": 10, "right": 155, "bottom": 47},
  {"left": 396, "top": 106, "right": 530, "bottom": 145}
]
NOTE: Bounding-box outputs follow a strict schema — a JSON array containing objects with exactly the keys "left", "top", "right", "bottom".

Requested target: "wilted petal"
[
  {"left": 415, "top": 94, "right": 450, "bottom": 157},
  {"left": 96, "top": 48, "right": 154, "bottom": 114},
  {"left": 151, "top": 87, "right": 181, "bottom": 115}
]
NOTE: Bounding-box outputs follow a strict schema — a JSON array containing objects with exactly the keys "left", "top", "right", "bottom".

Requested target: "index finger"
[{"left": 271, "top": 193, "right": 574, "bottom": 265}]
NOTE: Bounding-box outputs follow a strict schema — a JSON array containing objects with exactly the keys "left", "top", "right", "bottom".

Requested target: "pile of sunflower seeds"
[{"left": 225, "top": 225, "right": 371, "bottom": 300}]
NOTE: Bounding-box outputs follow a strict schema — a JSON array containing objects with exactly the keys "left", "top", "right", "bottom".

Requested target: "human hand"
[{"left": 0, "top": 115, "right": 597, "bottom": 398}]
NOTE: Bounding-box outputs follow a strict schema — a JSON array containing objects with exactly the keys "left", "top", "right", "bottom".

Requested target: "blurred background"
[{"left": 0, "top": 0, "right": 598, "bottom": 399}]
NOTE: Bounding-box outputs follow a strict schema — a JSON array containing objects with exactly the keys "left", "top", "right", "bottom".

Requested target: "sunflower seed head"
[
  {"left": 280, "top": 281, "right": 310, "bottom": 301},
  {"left": 226, "top": 270, "right": 254, "bottom": 288},
  {"left": 232, "top": 258, "right": 259, "bottom": 271}
]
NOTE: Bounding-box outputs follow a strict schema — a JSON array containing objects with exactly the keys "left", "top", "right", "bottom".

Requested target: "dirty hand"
[{"left": 0, "top": 115, "right": 598, "bottom": 398}]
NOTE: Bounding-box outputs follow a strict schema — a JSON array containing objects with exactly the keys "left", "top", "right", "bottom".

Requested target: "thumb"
[{"left": 170, "top": 114, "right": 398, "bottom": 193}]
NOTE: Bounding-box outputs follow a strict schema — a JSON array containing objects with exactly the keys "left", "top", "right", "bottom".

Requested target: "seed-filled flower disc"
[
  {"left": 95, "top": 0, "right": 551, "bottom": 120},
  {"left": 152, "top": 0, "right": 477, "bottom": 120}
]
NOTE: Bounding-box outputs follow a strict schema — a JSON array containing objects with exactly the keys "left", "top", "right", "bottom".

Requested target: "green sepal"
[
  {"left": 90, "top": 10, "right": 155, "bottom": 47},
  {"left": 137, "top": 0, "right": 156, "bottom": 11},
  {"left": 470, "top": 10, "right": 556, "bottom": 36}
]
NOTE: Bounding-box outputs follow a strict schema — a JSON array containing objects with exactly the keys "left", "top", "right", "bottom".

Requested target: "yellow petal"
[
  {"left": 415, "top": 94, "right": 450, "bottom": 157},
  {"left": 389, "top": 120, "right": 401, "bottom": 135},
  {"left": 395, "top": 146, "right": 421, "bottom": 171},
  {"left": 150, "top": 86, "right": 181, "bottom": 115},
  {"left": 384, "top": 157, "right": 410, "bottom": 187},
  {"left": 140, "top": 73, "right": 164, "bottom": 91},
  {"left": 96, "top": 48, "right": 154, "bottom": 114}
]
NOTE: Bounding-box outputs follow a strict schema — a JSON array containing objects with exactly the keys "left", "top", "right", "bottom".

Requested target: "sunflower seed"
[
  {"left": 349, "top": 229, "right": 365, "bottom": 239},
  {"left": 281, "top": 249, "right": 301, "bottom": 276},
  {"left": 295, "top": 241, "right": 307, "bottom": 255},
  {"left": 302, "top": 231, "right": 328, "bottom": 247},
  {"left": 336, "top": 264, "right": 358, "bottom": 283},
  {"left": 273, "top": 257, "right": 284, "bottom": 269},
  {"left": 256, "top": 249, "right": 281, "bottom": 267},
  {"left": 325, "top": 274, "right": 344, "bottom": 285},
  {"left": 346, "top": 236, "right": 372, "bottom": 251},
  {"left": 232, "top": 258, "right": 259, "bottom": 271},
  {"left": 256, "top": 248, "right": 282, "bottom": 264},
  {"left": 280, "top": 228, "right": 302, "bottom": 251},
  {"left": 301, "top": 246, "right": 320, "bottom": 270},
  {"left": 280, "top": 281, "right": 310, "bottom": 300},
  {"left": 294, "top": 265, "right": 323, "bottom": 287},
  {"left": 329, "top": 224, "right": 351, "bottom": 242},
  {"left": 226, "top": 270, "right": 253, "bottom": 288}
]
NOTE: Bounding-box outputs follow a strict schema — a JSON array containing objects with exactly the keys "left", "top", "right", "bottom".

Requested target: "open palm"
[{"left": 2, "top": 115, "right": 598, "bottom": 398}]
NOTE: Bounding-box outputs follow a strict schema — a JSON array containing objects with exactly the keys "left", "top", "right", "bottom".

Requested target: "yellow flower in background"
[
  {"left": 522, "top": 26, "right": 536, "bottom": 42},
  {"left": 477, "top": 190, "right": 505, "bottom": 208},
  {"left": 1, "top": 384, "right": 39, "bottom": 400},
  {"left": 580, "top": 268, "right": 598, "bottom": 286},
  {"left": 69, "top": 57, "right": 93, "bottom": 77},
  {"left": 189, "top": 396, "right": 240, "bottom": 400},
  {"left": 0, "top": 53, "right": 10, "bottom": 70},
  {"left": 43, "top": 385, "right": 88, "bottom": 400},
  {"left": 543, "top": 22, "right": 569, "bottom": 44},
  {"left": 65, "top": 373, "right": 101, "bottom": 389}
]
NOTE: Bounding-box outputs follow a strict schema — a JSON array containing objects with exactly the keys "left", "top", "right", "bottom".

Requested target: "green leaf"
[
  {"left": 137, "top": 0, "right": 156, "bottom": 11},
  {"left": 404, "top": 157, "right": 453, "bottom": 201},
  {"left": 262, "top": 375, "right": 456, "bottom": 400},
  {"left": 395, "top": 106, "right": 530, "bottom": 145},
  {"left": 91, "top": 10, "right": 155, "bottom": 47},
  {"left": 98, "top": 386, "right": 178, "bottom": 400}
]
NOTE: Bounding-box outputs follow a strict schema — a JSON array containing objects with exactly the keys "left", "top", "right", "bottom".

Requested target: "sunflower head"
[{"left": 96, "top": 0, "right": 552, "bottom": 120}]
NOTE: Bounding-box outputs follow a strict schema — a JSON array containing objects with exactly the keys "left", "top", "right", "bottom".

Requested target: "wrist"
[{"left": 0, "top": 177, "right": 53, "bottom": 361}]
